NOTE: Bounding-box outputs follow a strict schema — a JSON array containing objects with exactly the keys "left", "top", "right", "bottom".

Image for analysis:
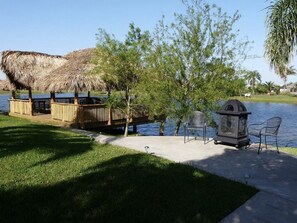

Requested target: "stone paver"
[{"left": 73, "top": 130, "right": 297, "bottom": 222}]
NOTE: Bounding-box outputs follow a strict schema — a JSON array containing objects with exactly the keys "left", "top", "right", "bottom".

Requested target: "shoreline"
[{"left": 234, "top": 94, "right": 297, "bottom": 104}]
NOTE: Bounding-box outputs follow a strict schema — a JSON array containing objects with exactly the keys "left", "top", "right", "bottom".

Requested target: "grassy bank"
[
  {"left": 0, "top": 91, "right": 10, "bottom": 95},
  {"left": 234, "top": 94, "right": 297, "bottom": 104},
  {"left": 0, "top": 90, "right": 46, "bottom": 96},
  {"left": 280, "top": 147, "right": 297, "bottom": 156},
  {"left": 0, "top": 115, "right": 257, "bottom": 222}
]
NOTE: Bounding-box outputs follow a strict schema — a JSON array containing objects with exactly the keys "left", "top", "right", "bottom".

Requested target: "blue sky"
[{"left": 1, "top": 0, "right": 296, "bottom": 84}]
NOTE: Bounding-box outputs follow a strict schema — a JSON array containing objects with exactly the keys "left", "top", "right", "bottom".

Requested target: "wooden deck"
[
  {"left": 9, "top": 112, "right": 78, "bottom": 128},
  {"left": 9, "top": 98, "right": 154, "bottom": 129}
]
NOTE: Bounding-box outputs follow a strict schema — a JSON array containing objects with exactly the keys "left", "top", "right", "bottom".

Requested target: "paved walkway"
[{"left": 74, "top": 130, "right": 297, "bottom": 222}]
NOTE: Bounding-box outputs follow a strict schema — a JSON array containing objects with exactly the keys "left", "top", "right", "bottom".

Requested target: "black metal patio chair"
[
  {"left": 248, "top": 117, "right": 282, "bottom": 154},
  {"left": 184, "top": 111, "right": 207, "bottom": 144}
]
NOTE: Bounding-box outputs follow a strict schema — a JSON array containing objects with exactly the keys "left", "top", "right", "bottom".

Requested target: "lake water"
[{"left": 1, "top": 93, "right": 297, "bottom": 147}]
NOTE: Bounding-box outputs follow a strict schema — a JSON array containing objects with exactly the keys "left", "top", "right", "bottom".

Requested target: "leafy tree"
[
  {"left": 265, "top": 0, "right": 297, "bottom": 79},
  {"left": 141, "top": 0, "right": 250, "bottom": 135},
  {"left": 136, "top": 37, "right": 174, "bottom": 135},
  {"left": 243, "top": 70, "right": 261, "bottom": 95},
  {"left": 254, "top": 83, "right": 267, "bottom": 95},
  {"left": 93, "top": 23, "right": 151, "bottom": 137}
]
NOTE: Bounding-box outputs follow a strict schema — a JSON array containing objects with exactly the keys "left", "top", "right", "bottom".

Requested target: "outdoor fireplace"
[{"left": 214, "top": 99, "right": 251, "bottom": 148}]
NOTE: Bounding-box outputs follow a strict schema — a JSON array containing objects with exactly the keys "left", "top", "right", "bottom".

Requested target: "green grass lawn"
[
  {"left": 0, "top": 115, "right": 257, "bottom": 223},
  {"left": 0, "top": 91, "right": 10, "bottom": 95},
  {"left": 280, "top": 147, "right": 297, "bottom": 156},
  {"left": 234, "top": 94, "right": 297, "bottom": 104}
]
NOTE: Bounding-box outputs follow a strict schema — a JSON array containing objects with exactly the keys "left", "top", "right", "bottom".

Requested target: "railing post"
[
  {"left": 50, "top": 92, "right": 56, "bottom": 103},
  {"left": 11, "top": 90, "right": 16, "bottom": 99},
  {"left": 108, "top": 107, "right": 112, "bottom": 125},
  {"left": 10, "top": 91, "right": 16, "bottom": 114},
  {"left": 79, "top": 105, "right": 85, "bottom": 129},
  {"left": 74, "top": 91, "right": 79, "bottom": 105},
  {"left": 28, "top": 89, "right": 33, "bottom": 116},
  {"left": 51, "top": 103, "right": 55, "bottom": 120},
  {"left": 20, "top": 101, "right": 23, "bottom": 115},
  {"left": 133, "top": 125, "right": 137, "bottom": 134}
]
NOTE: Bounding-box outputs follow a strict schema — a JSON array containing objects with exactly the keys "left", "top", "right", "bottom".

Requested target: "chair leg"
[
  {"left": 184, "top": 126, "right": 186, "bottom": 144},
  {"left": 276, "top": 136, "right": 279, "bottom": 154},
  {"left": 258, "top": 136, "right": 262, "bottom": 154},
  {"left": 265, "top": 136, "right": 268, "bottom": 150},
  {"left": 203, "top": 126, "right": 206, "bottom": 144},
  {"left": 188, "top": 129, "right": 190, "bottom": 141}
]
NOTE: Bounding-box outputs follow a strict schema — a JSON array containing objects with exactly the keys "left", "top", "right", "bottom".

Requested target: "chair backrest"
[
  {"left": 187, "top": 111, "right": 206, "bottom": 127},
  {"left": 265, "top": 117, "right": 282, "bottom": 135}
]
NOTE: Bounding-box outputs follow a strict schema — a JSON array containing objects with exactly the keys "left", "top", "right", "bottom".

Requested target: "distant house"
[{"left": 280, "top": 82, "right": 297, "bottom": 93}]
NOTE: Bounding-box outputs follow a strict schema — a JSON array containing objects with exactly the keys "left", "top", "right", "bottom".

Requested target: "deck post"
[
  {"left": 133, "top": 125, "right": 137, "bottom": 134},
  {"left": 79, "top": 105, "right": 85, "bottom": 129},
  {"left": 108, "top": 107, "right": 112, "bottom": 125},
  {"left": 50, "top": 92, "right": 56, "bottom": 103},
  {"left": 74, "top": 91, "right": 79, "bottom": 105},
  {"left": 11, "top": 90, "right": 16, "bottom": 99},
  {"left": 28, "top": 89, "right": 33, "bottom": 116}
]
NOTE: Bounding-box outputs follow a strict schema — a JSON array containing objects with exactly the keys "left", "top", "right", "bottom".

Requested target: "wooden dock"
[{"left": 9, "top": 98, "right": 154, "bottom": 129}]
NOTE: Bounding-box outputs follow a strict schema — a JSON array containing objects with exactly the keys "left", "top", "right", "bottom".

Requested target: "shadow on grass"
[
  {"left": 0, "top": 153, "right": 256, "bottom": 223},
  {"left": 0, "top": 124, "right": 93, "bottom": 163}
]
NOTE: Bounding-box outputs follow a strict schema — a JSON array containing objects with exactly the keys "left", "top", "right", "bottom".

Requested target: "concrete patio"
[{"left": 74, "top": 130, "right": 297, "bottom": 222}]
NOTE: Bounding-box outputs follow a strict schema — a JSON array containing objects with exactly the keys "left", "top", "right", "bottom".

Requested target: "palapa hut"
[
  {"left": 0, "top": 48, "right": 149, "bottom": 129},
  {"left": 1, "top": 50, "right": 67, "bottom": 90},
  {"left": 0, "top": 79, "right": 13, "bottom": 91},
  {"left": 36, "top": 48, "right": 106, "bottom": 104},
  {"left": 0, "top": 50, "right": 68, "bottom": 116}
]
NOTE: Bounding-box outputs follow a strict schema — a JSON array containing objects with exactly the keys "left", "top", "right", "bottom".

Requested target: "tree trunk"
[
  {"left": 124, "top": 118, "right": 129, "bottom": 137},
  {"left": 159, "top": 120, "right": 165, "bottom": 136},
  {"left": 124, "top": 91, "right": 131, "bottom": 137},
  {"left": 174, "top": 119, "right": 182, "bottom": 136}
]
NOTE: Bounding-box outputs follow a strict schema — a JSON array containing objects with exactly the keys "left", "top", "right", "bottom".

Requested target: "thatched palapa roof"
[
  {"left": 37, "top": 48, "right": 106, "bottom": 92},
  {"left": 0, "top": 79, "right": 13, "bottom": 91},
  {"left": 0, "top": 50, "right": 67, "bottom": 90}
]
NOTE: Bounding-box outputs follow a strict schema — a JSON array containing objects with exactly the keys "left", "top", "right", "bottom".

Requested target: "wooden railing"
[
  {"left": 51, "top": 103, "right": 149, "bottom": 128},
  {"left": 51, "top": 103, "right": 79, "bottom": 122},
  {"left": 9, "top": 99, "right": 32, "bottom": 116},
  {"left": 79, "top": 104, "right": 109, "bottom": 125},
  {"left": 9, "top": 98, "right": 149, "bottom": 128}
]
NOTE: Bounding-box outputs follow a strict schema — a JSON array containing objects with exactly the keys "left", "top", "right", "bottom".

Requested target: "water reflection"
[{"left": 245, "top": 102, "right": 297, "bottom": 147}]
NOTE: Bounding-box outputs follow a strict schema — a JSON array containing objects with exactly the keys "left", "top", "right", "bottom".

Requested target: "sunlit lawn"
[
  {"left": 235, "top": 94, "right": 297, "bottom": 104},
  {"left": 280, "top": 147, "right": 297, "bottom": 156},
  {"left": 0, "top": 115, "right": 257, "bottom": 222}
]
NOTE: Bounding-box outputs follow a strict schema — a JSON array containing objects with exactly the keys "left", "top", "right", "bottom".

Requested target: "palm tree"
[
  {"left": 278, "top": 65, "right": 296, "bottom": 89},
  {"left": 244, "top": 70, "right": 261, "bottom": 95},
  {"left": 265, "top": 0, "right": 297, "bottom": 75},
  {"left": 264, "top": 81, "right": 275, "bottom": 94}
]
